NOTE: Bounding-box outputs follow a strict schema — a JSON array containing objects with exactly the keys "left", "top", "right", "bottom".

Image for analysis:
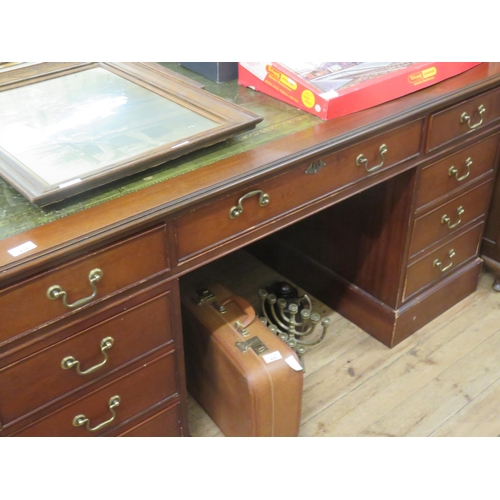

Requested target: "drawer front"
[
  {"left": 427, "top": 87, "right": 500, "bottom": 151},
  {"left": 0, "top": 288, "right": 175, "bottom": 425},
  {"left": 176, "top": 119, "right": 423, "bottom": 260},
  {"left": 409, "top": 181, "right": 493, "bottom": 257},
  {"left": 14, "top": 350, "right": 178, "bottom": 437},
  {"left": 118, "top": 402, "right": 182, "bottom": 437},
  {"left": 0, "top": 225, "right": 169, "bottom": 346},
  {"left": 416, "top": 134, "right": 499, "bottom": 209},
  {"left": 404, "top": 222, "right": 484, "bottom": 300}
]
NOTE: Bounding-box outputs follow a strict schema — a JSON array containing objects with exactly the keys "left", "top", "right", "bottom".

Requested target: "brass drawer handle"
[
  {"left": 72, "top": 395, "right": 121, "bottom": 432},
  {"left": 229, "top": 190, "right": 270, "bottom": 219},
  {"left": 460, "top": 104, "right": 486, "bottom": 130},
  {"left": 61, "top": 336, "right": 114, "bottom": 375},
  {"left": 441, "top": 206, "right": 465, "bottom": 229},
  {"left": 433, "top": 249, "right": 456, "bottom": 273},
  {"left": 356, "top": 144, "right": 388, "bottom": 173},
  {"left": 47, "top": 268, "right": 103, "bottom": 309},
  {"left": 449, "top": 157, "right": 472, "bottom": 182}
]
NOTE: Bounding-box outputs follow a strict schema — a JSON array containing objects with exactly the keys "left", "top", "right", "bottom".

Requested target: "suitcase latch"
[
  {"left": 234, "top": 321, "right": 249, "bottom": 336},
  {"left": 194, "top": 287, "right": 215, "bottom": 304},
  {"left": 193, "top": 288, "right": 226, "bottom": 312},
  {"left": 236, "top": 336, "right": 269, "bottom": 356}
]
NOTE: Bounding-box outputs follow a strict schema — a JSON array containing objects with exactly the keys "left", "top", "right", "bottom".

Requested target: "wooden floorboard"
[
  {"left": 360, "top": 317, "right": 500, "bottom": 437},
  {"left": 182, "top": 250, "right": 500, "bottom": 437}
]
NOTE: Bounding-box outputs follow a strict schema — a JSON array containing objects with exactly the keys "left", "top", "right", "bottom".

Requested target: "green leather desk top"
[{"left": 0, "top": 63, "right": 321, "bottom": 241}]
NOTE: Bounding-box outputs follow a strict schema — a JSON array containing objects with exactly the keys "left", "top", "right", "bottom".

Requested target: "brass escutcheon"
[{"left": 305, "top": 159, "right": 326, "bottom": 175}]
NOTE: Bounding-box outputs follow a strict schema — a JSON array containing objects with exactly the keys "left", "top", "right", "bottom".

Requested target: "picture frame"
[{"left": 0, "top": 62, "right": 262, "bottom": 206}]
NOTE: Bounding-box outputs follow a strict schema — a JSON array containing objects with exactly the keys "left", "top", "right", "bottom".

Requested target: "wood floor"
[{"left": 181, "top": 250, "right": 500, "bottom": 437}]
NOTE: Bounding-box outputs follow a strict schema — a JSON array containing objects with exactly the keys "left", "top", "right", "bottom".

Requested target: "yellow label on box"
[
  {"left": 302, "top": 89, "right": 315, "bottom": 108},
  {"left": 266, "top": 65, "right": 281, "bottom": 81},
  {"left": 408, "top": 66, "right": 437, "bottom": 85},
  {"left": 279, "top": 74, "right": 297, "bottom": 90},
  {"left": 422, "top": 67, "right": 437, "bottom": 79}
]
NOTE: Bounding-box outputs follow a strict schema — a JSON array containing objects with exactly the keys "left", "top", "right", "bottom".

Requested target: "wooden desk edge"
[{"left": 2, "top": 63, "right": 500, "bottom": 281}]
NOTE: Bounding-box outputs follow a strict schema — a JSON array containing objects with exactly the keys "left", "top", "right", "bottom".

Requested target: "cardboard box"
[{"left": 238, "top": 62, "right": 482, "bottom": 120}]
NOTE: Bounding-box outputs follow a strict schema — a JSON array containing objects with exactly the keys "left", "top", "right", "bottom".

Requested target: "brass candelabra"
[{"left": 257, "top": 282, "right": 330, "bottom": 367}]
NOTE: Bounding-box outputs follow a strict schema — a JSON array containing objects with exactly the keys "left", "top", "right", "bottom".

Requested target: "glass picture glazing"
[{"left": 0, "top": 67, "right": 219, "bottom": 186}]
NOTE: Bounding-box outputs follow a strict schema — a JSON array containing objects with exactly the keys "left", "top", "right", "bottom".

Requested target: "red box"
[{"left": 238, "top": 62, "right": 482, "bottom": 120}]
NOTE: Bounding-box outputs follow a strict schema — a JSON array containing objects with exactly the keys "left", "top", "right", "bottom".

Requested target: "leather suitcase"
[{"left": 181, "top": 283, "right": 303, "bottom": 437}]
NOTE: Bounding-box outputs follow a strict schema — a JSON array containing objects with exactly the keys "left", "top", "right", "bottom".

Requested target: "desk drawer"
[
  {"left": 427, "top": 87, "right": 500, "bottom": 151},
  {"left": 176, "top": 119, "right": 423, "bottom": 260},
  {"left": 404, "top": 222, "right": 484, "bottom": 300},
  {"left": 409, "top": 180, "right": 493, "bottom": 257},
  {"left": 0, "top": 288, "right": 175, "bottom": 425},
  {"left": 14, "top": 350, "right": 178, "bottom": 436},
  {"left": 118, "top": 402, "right": 183, "bottom": 436},
  {"left": 0, "top": 225, "right": 169, "bottom": 346},
  {"left": 416, "top": 134, "right": 499, "bottom": 209}
]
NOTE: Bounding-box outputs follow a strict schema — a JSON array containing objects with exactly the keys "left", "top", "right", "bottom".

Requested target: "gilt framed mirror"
[{"left": 0, "top": 62, "right": 262, "bottom": 206}]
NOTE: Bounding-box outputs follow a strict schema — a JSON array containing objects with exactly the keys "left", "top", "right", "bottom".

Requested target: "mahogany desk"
[
  {"left": 482, "top": 163, "right": 500, "bottom": 290},
  {"left": 1, "top": 63, "right": 500, "bottom": 436}
]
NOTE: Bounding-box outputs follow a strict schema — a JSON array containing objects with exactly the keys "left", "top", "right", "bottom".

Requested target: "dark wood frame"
[{"left": 0, "top": 62, "right": 262, "bottom": 206}]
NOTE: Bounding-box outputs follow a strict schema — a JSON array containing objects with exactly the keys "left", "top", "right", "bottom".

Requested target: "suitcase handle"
[{"left": 221, "top": 295, "right": 256, "bottom": 329}]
